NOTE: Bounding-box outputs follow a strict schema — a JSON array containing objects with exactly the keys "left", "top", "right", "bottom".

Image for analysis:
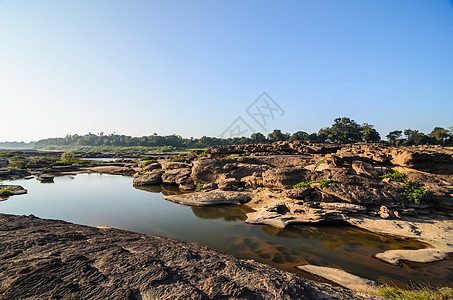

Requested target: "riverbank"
[{"left": 0, "top": 213, "right": 381, "bottom": 299}]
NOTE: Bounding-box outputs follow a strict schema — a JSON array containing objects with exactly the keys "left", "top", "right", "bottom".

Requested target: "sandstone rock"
[
  {"left": 201, "top": 182, "right": 218, "bottom": 191},
  {"left": 245, "top": 200, "right": 366, "bottom": 228},
  {"left": 0, "top": 214, "right": 377, "bottom": 300},
  {"left": 351, "top": 161, "right": 379, "bottom": 178},
  {"left": 375, "top": 249, "right": 448, "bottom": 265},
  {"left": 379, "top": 206, "right": 391, "bottom": 219},
  {"left": 143, "top": 162, "right": 161, "bottom": 172},
  {"left": 133, "top": 172, "right": 162, "bottom": 186},
  {"left": 297, "top": 265, "right": 379, "bottom": 292},
  {"left": 321, "top": 183, "right": 397, "bottom": 205},
  {"left": 161, "top": 161, "right": 191, "bottom": 171},
  {"left": 283, "top": 188, "right": 312, "bottom": 199},
  {"left": 262, "top": 167, "right": 318, "bottom": 189},
  {"left": 37, "top": 174, "right": 54, "bottom": 183},
  {"left": 90, "top": 166, "right": 136, "bottom": 176},
  {"left": 0, "top": 185, "right": 27, "bottom": 196},
  {"left": 240, "top": 174, "right": 263, "bottom": 189},
  {"left": 163, "top": 191, "right": 251, "bottom": 206},
  {"left": 218, "top": 177, "right": 242, "bottom": 191}
]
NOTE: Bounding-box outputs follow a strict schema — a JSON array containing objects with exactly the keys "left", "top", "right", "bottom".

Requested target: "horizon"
[{"left": 1, "top": 1, "right": 452, "bottom": 142}]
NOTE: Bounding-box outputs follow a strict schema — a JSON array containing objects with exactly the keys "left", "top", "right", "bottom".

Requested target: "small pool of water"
[{"left": 0, "top": 174, "right": 451, "bottom": 287}]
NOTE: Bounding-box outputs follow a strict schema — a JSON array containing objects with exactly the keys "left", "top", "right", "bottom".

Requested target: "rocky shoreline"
[
  {"left": 130, "top": 142, "right": 453, "bottom": 271},
  {"left": 1, "top": 142, "right": 453, "bottom": 293},
  {"left": 0, "top": 213, "right": 381, "bottom": 299}
]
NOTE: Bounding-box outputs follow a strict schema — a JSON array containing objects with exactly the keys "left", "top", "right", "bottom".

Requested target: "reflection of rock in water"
[
  {"left": 226, "top": 234, "right": 319, "bottom": 268},
  {"left": 133, "top": 184, "right": 190, "bottom": 196},
  {"left": 272, "top": 223, "right": 427, "bottom": 251},
  {"left": 191, "top": 205, "right": 254, "bottom": 222},
  {"left": 133, "top": 184, "right": 162, "bottom": 193}
]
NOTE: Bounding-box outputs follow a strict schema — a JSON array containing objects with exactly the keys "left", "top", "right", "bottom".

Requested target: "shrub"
[
  {"left": 0, "top": 188, "right": 11, "bottom": 196},
  {"left": 380, "top": 169, "right": 406, "bottom": 182},
  {"left": 8, "top": 161, "right": 26, "bottom": 169},
  {"left": 381, "top": 170, "right": 437, "bottom": 204},
  {"left": 61, "top": 152, "right": 77, "bottom": 164},
  {"left": 403, "top": 182, "right": 437, "bottom": 205},
  {"left": 197, "top": 152, "right": 208, "bottom": 158},
  {"left": 142, "top": 159, "right": 158, "bottom": 167},
  {"left": 178, "top": 153, "right": 188, "bottom": 157},
  {"left": 168, "top": 157, "right": 187, "bottom": 162},
  {"left": 293, "top": 179, "right": 339, "bottom": 189},
  {"left": 196, "top": 184, "right": 203, "bottom": 192}
]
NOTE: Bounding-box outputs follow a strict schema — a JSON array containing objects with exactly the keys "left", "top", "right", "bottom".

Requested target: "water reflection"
[
  {"left": 191, "top": 205, "right": 254, "bottom": 222},
  {"left": 1, "top": 174, "right": 451, "bottom": 288},
  {"left": 133, "top": 184, "right": 189, "bottom": 196}
]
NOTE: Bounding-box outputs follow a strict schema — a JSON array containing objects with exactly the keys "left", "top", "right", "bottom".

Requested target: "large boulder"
[
  {"left": 320, "top": 183, "right": 400, "bottom": 206},
  {"left": 163, "top": 190, "right": 251, "bottom": 206},
  {"left": 0, "top": 214, "right": 377, "bottom": 299},
  {"left": 133, "top": 172, "right": 162, "bottom": 186},
  {"left": 262, "top": 167, "right": 318, "bottom": 189}
]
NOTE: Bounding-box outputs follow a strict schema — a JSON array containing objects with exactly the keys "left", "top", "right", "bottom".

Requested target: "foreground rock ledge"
[{"left": 0, "top": 214, "right": 381, "bottom": 299}]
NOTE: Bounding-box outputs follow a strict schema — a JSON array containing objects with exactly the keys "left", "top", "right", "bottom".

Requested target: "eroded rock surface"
[
  {"left": 164, "top": 190, "right": 251, "bottom": 206},
  {"left": 0, "top": 214, "right": 381, "bottom": 299},
  {"left": 297, "top": 265, "right": 379, "bottom": 292}
]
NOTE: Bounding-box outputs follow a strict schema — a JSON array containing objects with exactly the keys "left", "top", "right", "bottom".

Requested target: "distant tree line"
[{"left": 3, "top": 117, "right": 452, "bottom": 150}]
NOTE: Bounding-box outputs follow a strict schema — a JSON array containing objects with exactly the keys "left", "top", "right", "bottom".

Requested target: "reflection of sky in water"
[{"left": 0, "top": 174, "right": 451, "bottom": 287}]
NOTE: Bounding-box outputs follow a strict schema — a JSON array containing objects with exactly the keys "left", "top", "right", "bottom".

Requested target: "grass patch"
[
  {"left": 293, "top": 179, "right": 339, "bottom": 189},
  {"left": 376, "top": 284, "right": 453, "bottom": 300},
  {"left": 142, "top": 159, "right": 158, "bottom": 167},
  {"left": 0, "top": 188, "right": 11, "bottom": 196},
  {"left": 168, "top": 157, "right": 188, "bottom": 163},
  {"left": 380, "top": 169, "right": 406, "bottom": 182},
  {"left": 7, "top": 161, "right": 27, "bottom": 169},
  {"left": 197, "top": 152, "right": 208, "bottom": 158}
]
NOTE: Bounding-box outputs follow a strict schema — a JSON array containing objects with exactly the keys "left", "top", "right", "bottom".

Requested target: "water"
[{"left": 1, "top": 174, "right": 452, "bottom": 287}]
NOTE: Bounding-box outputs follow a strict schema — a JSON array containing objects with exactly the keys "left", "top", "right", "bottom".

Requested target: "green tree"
[
  {"left": 428, "top": 127, "right": 450, "bottom": 144},
  {"left": 289, "top": 131, "right": 309, "bottom": 141},
  {"left": 319, "top": 117, "right": 362, "bottom": 143},
  {"left": 250, "top": 132, "right": 267, "bottom": 144},
  {"left": 61, "top": 152, "right": 77, "bottom": 164},
  {"left": 386, "top": 130, "right": 402, "bottom": 146},
  {"left": 404, "top": 129, "right": 429, "bottom": 145},
  {"left": 268, "top": 129, "right": 290, "bottom": 142},
  {"left": 361, "top": 123, "right": 381, "bottom": 143}
]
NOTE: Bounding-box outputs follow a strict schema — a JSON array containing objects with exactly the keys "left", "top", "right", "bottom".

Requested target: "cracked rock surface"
[{"left": 0, "top": 214, "right": 382, "bottom": 299}]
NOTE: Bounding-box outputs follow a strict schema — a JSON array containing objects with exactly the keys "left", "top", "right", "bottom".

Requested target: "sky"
[{"left": 1, "top": 0, "right": 452, "bottom": 142}]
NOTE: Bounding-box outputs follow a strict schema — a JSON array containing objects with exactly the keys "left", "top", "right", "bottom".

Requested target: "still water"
[{"left": 0, "top": 174, "right": 451, "bottom": 287}]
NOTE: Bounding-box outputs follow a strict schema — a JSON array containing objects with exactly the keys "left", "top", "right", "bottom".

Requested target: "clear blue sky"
[{"left": 1, "top": 0, "right": 452, "bottom": 142}]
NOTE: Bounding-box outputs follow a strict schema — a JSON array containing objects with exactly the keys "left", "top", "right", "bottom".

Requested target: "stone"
[
  {"left": 297, "top": 265, "right": 379, "bottom": 292},
  {"left": 262, "top": 167, "right": 318, "bottom": 189},
  {"left": 133, "top": 172, "right": 162, "bottom": 186},
  {"left": 143, "top": 162, "right": 161, "bottom": 172},
  {"left": 0, "top": 214, "right": 377, "bottom": 300},
  {"left": 0, "top": 185, "right": 27, "bottom": 196},
  {"left": 163, "top": 191, "right": 251, "bottom": 207},
  {"left": 351, "top": 161, "right": 379, "bottom": 178},
  {"left": 283, "top": 188, "right": 311, "bottom": 199},
  {"left": 37, "top": 174, "right": 55, "bottom": 183},
  {"left": 375, "top": 249, "right": 448, "bottom": 265}
]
